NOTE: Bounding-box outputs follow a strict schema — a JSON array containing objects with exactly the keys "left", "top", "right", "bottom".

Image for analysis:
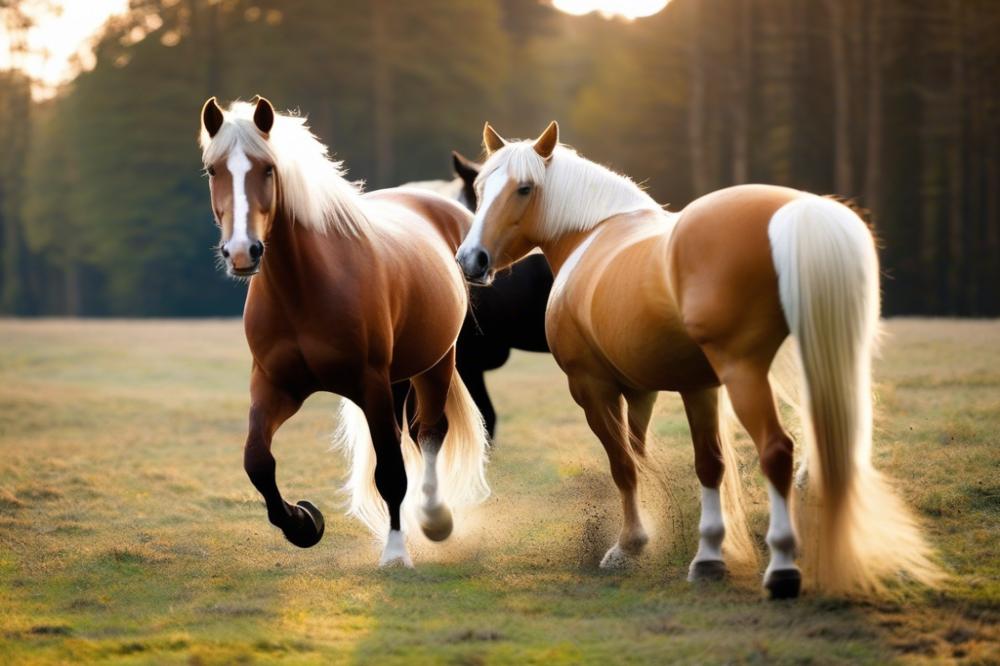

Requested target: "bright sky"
[
  {"left": 0, "top": 0, "right": 129, "bottom": 97},
  {"left": 552, "top": 0, "right": 670, "bottom": 20}
]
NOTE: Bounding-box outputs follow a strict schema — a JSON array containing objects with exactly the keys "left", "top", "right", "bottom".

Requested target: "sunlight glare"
[
  {"left": 552, "top": 0, "right": 670, "bottom": 20},
  {"left": 0, "top": 0, "right": 129, "bottom": 98}
]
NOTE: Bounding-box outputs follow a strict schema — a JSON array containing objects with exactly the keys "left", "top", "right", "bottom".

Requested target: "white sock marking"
[
  {"left": 765, "top": 481, "right": 798, "bottom": 574},
  {"left": 693, "top": 486, "right": 725, "bottom": 562},
  {"left": 379, "top": 529, "right": 413, "bottom": 568},
  {"left": 421, "top": 442, "right": 440, "bottom": 509}
]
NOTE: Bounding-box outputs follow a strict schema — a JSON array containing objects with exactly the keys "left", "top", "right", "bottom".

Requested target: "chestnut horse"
[
  {"left": 198, "top": 96, "right": 488, "bottom": 567},
  {"left": 457, "top": 121, "right": 941, "bottom": 597},
  {"left": 402, "top": 152, "right": 554, "bottom": 439}
]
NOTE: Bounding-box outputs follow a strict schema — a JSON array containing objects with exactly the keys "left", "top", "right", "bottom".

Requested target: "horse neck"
[
  {"left": 256, "top": 209, "right": 349, "bottom": 293},
  {"left": 535, "top": 225, "right": 604, "bottom": 277}
]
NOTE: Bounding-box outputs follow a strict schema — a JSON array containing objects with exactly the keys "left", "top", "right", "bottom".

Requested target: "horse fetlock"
[
  {"left": 766, "top": 530, "right": 798, "bottom": 556},
  {"left": 699, "top": 522, "right": 725, "bottom": 545},
  {"left": 619, "top": 529, "right": 649, "bottom": 554}
]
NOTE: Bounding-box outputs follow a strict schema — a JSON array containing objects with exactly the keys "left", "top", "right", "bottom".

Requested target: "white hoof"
[
  {"left": 418, "top": 503, "right": 453, "bottom": 542},
  {"left": 599, "top": 544, "right": 638, "bottom": 570},
  {"left": 379, "top": 530, "right": 413, "bottom": 568}
]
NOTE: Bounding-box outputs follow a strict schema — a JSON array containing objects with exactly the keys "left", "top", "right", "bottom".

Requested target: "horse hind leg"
[
  {"left": 354, "top": 374, "right": 412, "bottom": 567},
  {"left": 681, "top": 388, "right": 729, "bottom": 582},
  {"left": 411, "top": 349, "right": 459, "bottom": 542},
  {"left": 570, "top": 376, "right": 648, "bottom": 569},
  {"left": 714, "top": 358, "right": 800, "bottom": 598}
]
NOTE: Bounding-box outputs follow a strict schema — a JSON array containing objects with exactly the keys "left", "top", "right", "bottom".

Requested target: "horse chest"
[{"left": 244, "top": 300, "right": 370, "bottom": 396}]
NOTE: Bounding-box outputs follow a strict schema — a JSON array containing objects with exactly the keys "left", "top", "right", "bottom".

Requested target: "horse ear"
[
  {"left": 483, "top": 122, "right": 507, "bottom": 154},
  {"left": 533, "top": 121, "right": 559, "bottom": 160},
  {"left": 253, "top": 95, "right": 275, "bottom": 135},
  {"left": 201, "top": 97, "right": 224, "bottom": 138},
  {"left": 452, "top": 150, "right": 480, "bottom": 185}
]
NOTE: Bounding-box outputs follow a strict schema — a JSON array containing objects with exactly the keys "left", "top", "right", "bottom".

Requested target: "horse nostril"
[
  {"left": 249, "top": 241, "right": 264, "bottom": 260},
  {"left": 474, "top": 249, "right": 490, "bottom": 271}
]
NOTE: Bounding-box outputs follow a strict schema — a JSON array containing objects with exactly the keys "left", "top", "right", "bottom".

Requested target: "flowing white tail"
[
  {"left": 769, "top": 195, "right": 942, "bottom": 594},
  {"left": 333, "top": 372, "right": 490, "bottom": 539}
]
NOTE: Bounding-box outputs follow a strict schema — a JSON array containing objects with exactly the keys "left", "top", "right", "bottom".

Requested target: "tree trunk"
[
  {"left": 688, "top": 0, "right": 709, "bottom": 196},
  {"left": 863, "top": 0, "right": 882, "bottom": 215},
  {"left": 825, "top": 0, "right": 853, "bottom": 195},
  {"left": 371, "top": 0, "right": 394, "bottom": 188},
  {"left": 946, "top": 0, "right": 965, "bottom": 314},
  {"left": 730, "top": 0, "right": 751, "bottom": 184}
]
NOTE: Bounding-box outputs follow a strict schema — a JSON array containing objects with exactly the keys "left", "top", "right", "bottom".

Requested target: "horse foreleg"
[
  {"left": 244, "top": 369, "right": 322, "bottom": 548},
  {"left": 360, "top": 374, "right": 411, "bottom": 567},
  {"left": 569, "top": 375, "right": 647, "bottom": 569}
]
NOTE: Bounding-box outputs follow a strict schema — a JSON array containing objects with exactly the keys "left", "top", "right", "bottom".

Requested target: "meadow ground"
[{"left": 0, "top": 318, "right": 997, "bottom": 665}]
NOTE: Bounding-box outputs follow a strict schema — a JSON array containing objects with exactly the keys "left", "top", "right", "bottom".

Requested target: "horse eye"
[
  {"left": 206, "top": 165, "right": 216, "bottom": 177},
  {"left": 264, "top": 165, "right": 274, "bottom": 177},
  {"left": 517, "top": 184, "right": 532, "bottom": 196}
]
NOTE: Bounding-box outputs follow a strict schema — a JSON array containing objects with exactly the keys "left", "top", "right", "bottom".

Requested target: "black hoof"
[
  {"left": 282, "top": 500, "right": 325, "bottom": 548},
  {"left": 765, "top": 568, "right": 802, "bottom": 600},
  {"left": 689, "top": 560, "right": 728, "bottom": 582}
]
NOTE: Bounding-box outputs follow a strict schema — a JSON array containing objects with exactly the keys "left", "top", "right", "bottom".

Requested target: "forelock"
[
  {"left": 476, "top": 141, "right": 546, "bottom": 194},
  {"left": 200, "top": 102, "right": 277, "bottom": 166}
]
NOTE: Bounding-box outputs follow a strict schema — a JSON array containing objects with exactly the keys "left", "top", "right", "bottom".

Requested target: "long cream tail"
[
  {"left": 332, "top": 372, "right": 490, "bottom": 539},
  {"left": 769, "top": 195, "right": 942, "bottom": 595}
]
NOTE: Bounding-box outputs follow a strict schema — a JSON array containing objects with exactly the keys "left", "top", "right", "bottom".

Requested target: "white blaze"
[
  {"left": 226, "top": 145, "right": 252, "bottom": 248},
  {"left": 463, "top": 168, "right": 508, "bottom": 250}
]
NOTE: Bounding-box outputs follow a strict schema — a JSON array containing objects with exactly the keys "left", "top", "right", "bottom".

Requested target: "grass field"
[{"left": 1, "top": 318, "right": 997, "bottom": 664}]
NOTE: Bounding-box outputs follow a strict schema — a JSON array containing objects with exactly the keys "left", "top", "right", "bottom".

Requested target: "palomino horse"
[
  {"left": 457, "top": 121, "right": 941, "bottom": 597},
  {"left": 198, "top": 96, "right": 489, "bottom": 567},
  {"left": 402, "top": 153, "right": 553, "bottom": 438}
]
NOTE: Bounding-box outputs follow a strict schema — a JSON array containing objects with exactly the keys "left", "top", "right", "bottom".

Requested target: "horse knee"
[{"left": 760, "top": 433, "right": 794, "bottom": 492}]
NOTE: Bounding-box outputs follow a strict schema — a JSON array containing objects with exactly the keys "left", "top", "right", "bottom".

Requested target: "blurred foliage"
[{"left": 0, "top": 0, "right": 998, "bottom": 316}]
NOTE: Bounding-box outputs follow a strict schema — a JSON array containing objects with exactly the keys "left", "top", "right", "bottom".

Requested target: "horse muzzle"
[
  {"left": 456, "top": 244, "right": 494, "bottom": 286},
  {"left": 221, "top": 239, "right": 264, "bottom": 277}
]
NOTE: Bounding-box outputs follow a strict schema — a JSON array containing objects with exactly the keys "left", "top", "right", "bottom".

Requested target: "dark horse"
[{"left": 401, "top": 152, "right": 554, "bottom": 439}]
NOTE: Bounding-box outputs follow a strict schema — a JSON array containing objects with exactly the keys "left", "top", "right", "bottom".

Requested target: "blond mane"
[
  {"left": 199, "top": 101, "right": 371, "bottom": 236},
  {"left": 478, "top": 142, "right": 662, "bottom": 239}
]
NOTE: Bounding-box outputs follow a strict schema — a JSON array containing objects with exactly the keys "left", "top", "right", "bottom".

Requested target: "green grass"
[{"left": 0, "top": 318, "right": 997, "bottom": 664}]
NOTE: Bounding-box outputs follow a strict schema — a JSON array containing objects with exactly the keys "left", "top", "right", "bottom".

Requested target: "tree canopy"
[{"left": 1, "top": 0, "right": 998, "bottom": 316}]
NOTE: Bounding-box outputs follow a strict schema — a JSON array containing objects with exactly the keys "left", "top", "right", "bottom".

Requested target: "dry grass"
[{"left": 0, "top": 318, "right": 997, "bottom": 664}]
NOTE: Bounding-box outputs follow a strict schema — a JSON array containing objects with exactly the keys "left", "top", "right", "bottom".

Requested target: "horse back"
[{"left": 365, "top": 188, "right": 471, "bottom": 252}]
